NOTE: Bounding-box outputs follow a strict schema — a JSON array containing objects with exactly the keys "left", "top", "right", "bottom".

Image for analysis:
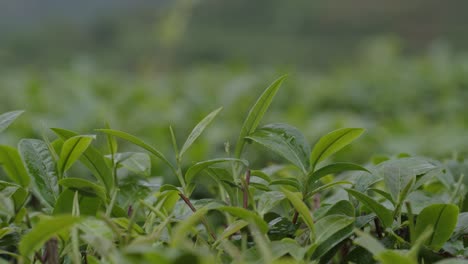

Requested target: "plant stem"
[
  {"left": 406, "top": 201, "right": 415, "bottom": 244},
  {"left": 292, "top": 211, "right": 299, "bottom": 225},
  {"left": 374, "top": 218, "right": 383, "bottom": 239},
  {"left": 242, "top": 169, "right": 251, "bottom": 209},
  {"left": 179, "top": 193, "right": 217, "bottom": 241}
]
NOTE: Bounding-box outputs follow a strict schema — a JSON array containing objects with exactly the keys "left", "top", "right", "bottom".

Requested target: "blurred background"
[{"left": 1, "top": 0, "right": 468, "bottom": 170}]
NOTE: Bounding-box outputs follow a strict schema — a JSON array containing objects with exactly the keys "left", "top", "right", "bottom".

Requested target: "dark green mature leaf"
[
  {"left": 51, "top": 128, "right": 114, "bottom": 194},
  {"left": 282, "top": 188, "right": 315, "bottom": 237},
  {"left": 179, "top": 107, "right": 222, "bottom": 158},
  {"left": 96, "top": 129, "right": 175, "bottom": 172},
  {"left": 19, "top": 215, "right": 81, "bottom": 257},
  {"left": 0, "top": 110, "right": 24, "bottom": 133},
  {"left": 234, "top": 75, "right": 287, "bottom": 158},
  {"left": 58, "top": 135, "right": 95, "bottom": 174},
  {"left": 323, "top": 200, "right": 355, "bottom": 218},
  {"left": 310, "top": 128, "right": 365, "bottom": 170},
  {"left": 311, "top": 215, "right": 355, "bottom": 260},
  {"left": 308, "top": 162, "right": 369, "bottom": 187},
  {"left": 59, "top": 178, "right": 106, "bottom": 201},
  {"left": 0, "top": 145, "right": 30, "bottom": 187},
  {"left": 452, "top": 212, "right": 468, "bottom": 239},
  {"left": 377, "top": 157, "right": 439, "bottom": 202},
  {"left": 0, "top": 192, "right": 14, "bottom": 217},
  {"left": 415, "top": 204, "right": 459, "bottom": 251},
  {"left": 18, "top": 139, "right": 58, "bottom": 206},
  {"left": 435, "top": 259, "right": 468, "bottom": 264},
  {"left": 346, "top": 189, "right": 393, "bottom": 228},
  {"left": 53, "top": 189, "right": 101, "bottom": 216},
  {"left": 246, "top": 123, "right": 310, "bottom": 174},
  {"left": 185, "top": 158, "right": 248, "bottom": 183}
]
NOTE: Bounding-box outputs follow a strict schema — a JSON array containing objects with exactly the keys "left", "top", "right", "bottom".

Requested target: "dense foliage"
[{"left": 1, "top": 76, "right": 468, "bottom": 263}]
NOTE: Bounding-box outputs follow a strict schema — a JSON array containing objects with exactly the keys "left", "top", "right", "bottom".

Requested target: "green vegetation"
[{"left": 1, "top": 73, "right": 468, "bottom": 263}]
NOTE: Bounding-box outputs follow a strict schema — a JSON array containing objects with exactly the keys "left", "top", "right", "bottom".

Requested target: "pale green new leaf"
[
  {"left": 179, "top": 107, "right": 222, "bottom": 158},
  {"left": 59, "top": 135, "right": 95, "bottom": 174},
  {"left": 234, "top": 75, "right": 287, "bottom": 158},
  {"left": 282, "top": 188, "right": 315, "bottom": 239},
  {"left": 0, "top": 145, "right": 30, "bottom": 187},
  {"left": 354, "top": 229, "right": 386, "bottom": 255},
  {"left": 214, "top": 220, "right": 249, "bottom": 246},
  {"left": 0, "top": 110, "right": 24, "bottom": 133},
  {"left": 96, "top": 129, "right": 175, "bottom": 173},
  {"left": 310, "top": 128, "right": 365, "bottom": 170},
  {"left": 218, "top": 206, "right": 269, "bottom": 234},
  {"left": 19, "top": 215, "right": 82, "bottom": 257},
  {"left": 246, "top": 123, "right": 310, "bottom": 174},
  {"left": 51, "top": 128, "right": 114, "bottom": 193}
]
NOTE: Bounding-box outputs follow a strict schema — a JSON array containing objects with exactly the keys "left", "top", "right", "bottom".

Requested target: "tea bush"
[{"left": 1, "top": 76, "right": 468, "bottom": 263}]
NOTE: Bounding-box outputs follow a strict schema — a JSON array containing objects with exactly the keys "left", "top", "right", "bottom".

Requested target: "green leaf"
[
  {"left": 377, "top": 157, "right": 439, "bottom": 202},
  {"left": 96, "top": 128, "right": 175, "bottom": 172},
  {"left": 218, "top": 206, "right": 268, "bottom": 234},
  {"left": 270, "top": 178, "right": 302, "bottom": 191},
  {"left": 353, "top": 229, "right": 385, "bottom": 256},
  {"left": 0, "top": 145, "right": 30, "bottom": 187},
  {"left": 51, "top": 128, "right": 114, "bottom": 194},
  {"left": 376, "top": 251, "right": 416, "bottom": 264},
  {"left": 59, "top": 178, "right": 106, "bottom": 201},
  {"left": 310, "top": 128, "right": 365, "bottom": 170},
  {"left": 185, "top": 158, "right": 248, "bottom": 183},
  {"left": 346, "top": 189, "right": 393, "bottom": 228},
  {"left": 214, "top": 220, "right": 249, "bottom": 246},
  {"left": 0, "top": 110, "right": 24, "bottom": 133},
  {"left": 171, "top": 207, "right": 208, "bottom": 247},
  {"left": 435, "top": 259, "right": 468, "bottom": 264},
  {"left": 308, "top": 162, "right": 369, "bottom": 186},
  {"left": 246, "top": 123, "right": 310, "bottom": 174},
  {"left": 306, "top": 181, "right": 352, "bottom": 198},
  {"left": 323, "top": 200, "right": 355, "bottom": 218},
  {"left": 19, "top": 215, "right": 82, "bottom": 257},
  {"left": 234, "top": 75, "right": 287, "bottom": 158},
  {"left": 256, "top": 191, "right": 286, "bottom": 217},
  {"left": 58, "top": 135, "right": 95, "bottom": 174},
  {"left": 281, "top": 188, "right": 315, "bottom": 239},
  {"left": 179, "top": 107, "right": 222, "bottom": 158},
  {"left": 0, "top": 192, "right": 14, "bottom": 217},
  {"left": 369, "top": 188, "right": 395, "bottom": 205},
  {"left": 53, "top": 189, "right": 101, "bottom": 216},
  {"left": 18, "top": 139, "right": 58, "bottom": 206},
  {"left": 250, "top": 170, "right": 271, "bottom": 183},
  {"left": 452, "top": 212, "right": 468, "bottom": 239},
  {"left": 311, "top": 215, "right": 354, "bottom": 260},
  {"left": 414, "top": 203, "right": 459, "bottom": 251},
  {"left": 110, "top": 152, "right": 151, "bottom": 177}
]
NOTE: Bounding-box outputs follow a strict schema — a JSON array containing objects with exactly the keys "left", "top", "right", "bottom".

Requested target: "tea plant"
[{"left": 0, "top": 77, "right": 467, "bottom": 263}]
